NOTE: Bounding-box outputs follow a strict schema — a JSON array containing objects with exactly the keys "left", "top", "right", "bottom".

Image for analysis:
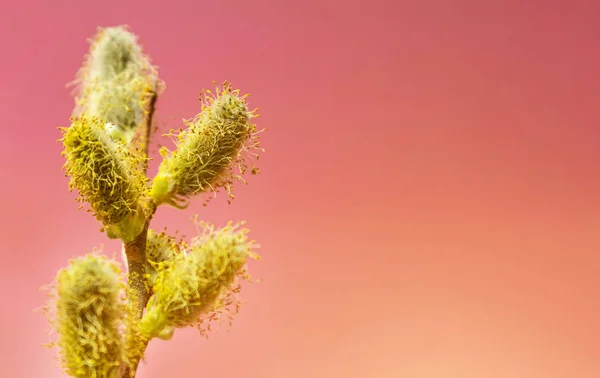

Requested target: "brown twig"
[
  {"left": 119, "top": 89, "right": 158, "bottom": 378},
  {"left": 119, "top": 208, "right": 153, "bottom": 378},
  {"left": 142, "top": 90, "right": 158, "bottom": 175}
]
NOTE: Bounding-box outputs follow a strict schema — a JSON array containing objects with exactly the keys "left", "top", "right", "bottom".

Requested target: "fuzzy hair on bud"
[
  {"left": 145, "top": 229, "right": 183, "bottom": 287},
  {"left": 151, "top": 81, "right": 263, "bottom": 208},
  {"left": 72, "top": 25, "right": 160, "bottom": 144},
  {"left": 87, "top": 26, "right": 146, "bottom": 79},
  {"left": 60, "top": 116, "right": 147, "bottom": 243},
  {"left": 51, "top": 254, "right": 125, "bottom": 378},
  {"left": 140, "top": 220, "right": 258, "bottom": 339}
]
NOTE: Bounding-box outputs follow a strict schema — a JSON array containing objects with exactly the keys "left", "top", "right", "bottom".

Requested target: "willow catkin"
[
  {"left": 140, "top": 221, "right": 258, "bottom": 339},
  {"left": 72, "top": 25, "right": 159, "bottom": 144},
  {"left": 59, "top": 116, "right": 147, "bottom": 242},
  {"left": 54, "top": 254, "right": 125, "bottom": 378},
  {"left": 151, "top": 82, "right": 263, "bottom": 208}
]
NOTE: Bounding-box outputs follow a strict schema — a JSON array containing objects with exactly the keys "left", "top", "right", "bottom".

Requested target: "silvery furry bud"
[{"left": 72, "top": 26, "right": 160, "bottom": 144}]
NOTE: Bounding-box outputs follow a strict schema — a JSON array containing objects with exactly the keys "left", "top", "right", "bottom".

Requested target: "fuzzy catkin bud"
[
  {"left": 73, "top": 26, "right": 159, "bottom": 144},
  {"left": 60, "top": 116, "right": 147, "bottom": 243},
  {"left": 151, "top": 82, "right": 262, "bottom": 208},
  {"left": 54, "top": 254, "right": 125, "bottom": 378},
  {"left": 87, "top": 26, "right": 145, "bottom": 80},
  {"left": 140, "top": 221, "right": 257, "bottom": 339}
]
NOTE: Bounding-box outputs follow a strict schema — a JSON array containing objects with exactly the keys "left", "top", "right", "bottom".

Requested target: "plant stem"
[
  {"left": 119, "top": 89, "right": 158, "bottom": 378},
  {"left": 120, "top": 221, "right": 151, "bottom": 378},
  {"left": 125, "top": 226, "right": 150, "bottom": 318},
  {"left": 143, "top": 92, "right": 158, "bottom": 170}
]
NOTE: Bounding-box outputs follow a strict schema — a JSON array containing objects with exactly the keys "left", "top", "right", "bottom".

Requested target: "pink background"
[{"left": 1, "top": 0, "right": 600, "bottom": 377}]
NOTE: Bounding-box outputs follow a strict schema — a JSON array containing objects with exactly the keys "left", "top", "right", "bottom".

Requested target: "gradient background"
[{"left": 1, "top": 0, "right": 599, "bottom": 377}]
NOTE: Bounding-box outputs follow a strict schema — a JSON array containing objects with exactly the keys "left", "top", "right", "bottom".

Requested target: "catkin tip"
[{"left": 71, "top": 26, "right": 162, "bottom": 143}]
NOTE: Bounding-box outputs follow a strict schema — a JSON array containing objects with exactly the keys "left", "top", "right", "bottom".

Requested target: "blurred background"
[{"left": 1, "top": 0, "right": 599, "bottom": 377}]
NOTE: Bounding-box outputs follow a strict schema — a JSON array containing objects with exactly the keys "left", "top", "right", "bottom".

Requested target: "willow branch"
[
  {"left": 119, "top": 90, "right": 158, "bottom": 378},
  {"left": 142, "top": 90, "right": 158, "bottom": 175}
]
